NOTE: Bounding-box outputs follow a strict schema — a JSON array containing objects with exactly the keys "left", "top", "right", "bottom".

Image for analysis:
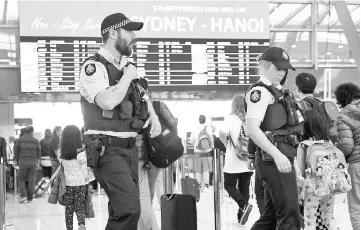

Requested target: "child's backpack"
[
  {"left": 196, "top": 127, "right": 212, "bottom": 151},
  {"left": 229, "top": 124, "right": 249, "bottom": 161},
  {"left": 302, "top": 140, "right": 352, "bottom": 197}
]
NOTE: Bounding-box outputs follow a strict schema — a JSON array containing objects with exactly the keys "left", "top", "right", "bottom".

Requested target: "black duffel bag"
[{"left": 145, "top": 101, "right": 184, "bottom": 168}]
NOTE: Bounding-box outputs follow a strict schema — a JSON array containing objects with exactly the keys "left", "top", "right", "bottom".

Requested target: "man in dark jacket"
[{"left": 14, "top": 126, "right": 41, "bottom": 203}]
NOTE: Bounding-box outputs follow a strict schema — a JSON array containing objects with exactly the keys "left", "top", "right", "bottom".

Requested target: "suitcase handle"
[{"left": 166, "top": 194, "right": 175, "bottom": 201}]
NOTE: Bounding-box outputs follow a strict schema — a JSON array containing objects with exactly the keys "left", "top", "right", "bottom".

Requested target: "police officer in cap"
[
  {"left": 79, "top": 13, "right": 161, "bottom": 230},
  {"left": 246, "top": 46, "right": 302, "bottom": 229}
]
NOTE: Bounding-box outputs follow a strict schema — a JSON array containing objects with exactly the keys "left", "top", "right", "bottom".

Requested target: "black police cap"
[
  {"left": 258, "top": 46, "right": 295, "bottom": 71},
  {"left": 101, "top": 13, "right": 143, "bottom": 36}
]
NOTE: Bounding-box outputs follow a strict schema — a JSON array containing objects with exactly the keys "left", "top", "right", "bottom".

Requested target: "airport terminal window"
[
  {"left": 269, "top": 3, "right": 311, "bottom": 29},
  {"left": 270, "top": 31, "right": 311, "bottom": 67},
  {"left": 270, "top": 3, "right": 311, "bottom": 29},
  {"left": 317, "top": 32, "right": 357, "bottom": 67},
  {"left": 0, "top": 30, "right": 18, "bottom": 67},
  {"left": 0, "top": 0, "right": 19, "bottom": 25},
  {"left": 319, "top": 4, "right": 360, "bottom": 30}
]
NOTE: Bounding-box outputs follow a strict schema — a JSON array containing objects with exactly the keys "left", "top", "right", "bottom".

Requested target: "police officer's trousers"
[
  {"left": 254, "top": 168, "right": 265, "bottom": 215},
  {"left": 251, "top": 154, "right": 301, "bottom": 230},
  {"left": 93, "top": 145, "right": 141, "bottom": 230}
]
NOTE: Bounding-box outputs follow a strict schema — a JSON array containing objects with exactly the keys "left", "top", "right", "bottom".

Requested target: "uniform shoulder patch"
[
  {"left": 250, "top": 90, "right": 261, "bottom": 103},
  {"left": 85, "top": 63, "right": 96, "bottom": 76}
]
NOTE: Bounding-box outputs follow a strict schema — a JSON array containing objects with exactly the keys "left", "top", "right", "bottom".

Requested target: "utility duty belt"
[
  {"left": 257, "top": 132, "right": 298, "bottom": 162},
  {"left": 83, "top": 134, "right": 137, "bottom": 168}
]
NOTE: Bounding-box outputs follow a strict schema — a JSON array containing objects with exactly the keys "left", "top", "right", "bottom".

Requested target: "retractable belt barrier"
[
  {"left": 172, "top": 149, "right": 223, "bottom": 229},
  {"left": 163, "top": 164, "right": 174, "bottom": 195},
  {"left": 213, "top": 148, "right": 222, "bottom": 230},
  {"left": 0, "top": 161, "right": 6, "bottom": 230}
]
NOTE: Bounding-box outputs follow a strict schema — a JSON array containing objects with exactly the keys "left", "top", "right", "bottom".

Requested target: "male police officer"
[
  {"left": 246, "top": 46, "right": 302, "bottom": 229},
  {"left": 79, "top": 13, "right": 161, "bottom": 230}
]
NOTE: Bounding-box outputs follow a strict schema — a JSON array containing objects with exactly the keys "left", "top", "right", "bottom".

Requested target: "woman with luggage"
[{"left": 219, "top": 94, "right": 253, "bottom": 225}]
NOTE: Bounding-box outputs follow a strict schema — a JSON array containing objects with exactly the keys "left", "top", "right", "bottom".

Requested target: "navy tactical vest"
[{"left": 80, "top": 54, "right": 148, "bottom": 133}]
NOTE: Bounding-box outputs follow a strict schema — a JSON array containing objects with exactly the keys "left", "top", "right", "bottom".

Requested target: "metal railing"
[
  {"left": 213, "top": 149, "right": 222, "bottom": 230},
  {"left": 0, "top": 160, "right": 6, "bottom": 230}
]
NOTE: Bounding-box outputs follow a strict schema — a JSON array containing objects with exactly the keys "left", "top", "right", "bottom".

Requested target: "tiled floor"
[{"left": 4, "top": 187, "right": 352, "bottom": 230}]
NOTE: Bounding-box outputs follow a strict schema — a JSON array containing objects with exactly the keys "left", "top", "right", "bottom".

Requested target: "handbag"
[{"left": 229, "top": 125, "right": 249, "bottom": 161}]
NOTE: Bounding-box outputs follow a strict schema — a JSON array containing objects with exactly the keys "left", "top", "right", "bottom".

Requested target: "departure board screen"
[{"left": 19, "top": 1, "right": 269, "bottom": 92}]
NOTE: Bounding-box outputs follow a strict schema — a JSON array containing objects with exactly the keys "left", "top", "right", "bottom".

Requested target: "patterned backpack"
[{"left": 302, "top": 140, "right": 352, "bottom": 197}]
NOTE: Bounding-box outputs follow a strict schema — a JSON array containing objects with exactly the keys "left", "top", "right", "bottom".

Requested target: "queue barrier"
[
  {"left": 166, "top": 149, "right": 223, "bottom": 230},
  {"left": 0, "top": 161, "right": 5, "bottom": 230}
]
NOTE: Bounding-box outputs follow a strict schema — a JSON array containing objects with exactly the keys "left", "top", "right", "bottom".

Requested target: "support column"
[
  {"left": 0, "top": 102, "right": 15, "bottom": 142},
  {"left": 333, "top": 1, "right": 360, "bottom": 73}
]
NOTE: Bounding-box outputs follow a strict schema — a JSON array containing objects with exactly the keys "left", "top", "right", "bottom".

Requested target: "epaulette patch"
[
  {"left": 85, "top": 63, "right": 96, "bottom": 76},
  {"left": 250, "top": 90, "right": 261, "bottom": 103}
]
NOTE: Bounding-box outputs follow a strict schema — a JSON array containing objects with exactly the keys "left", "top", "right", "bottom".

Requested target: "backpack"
[
  {"left": 302, "top": 140, "right": 352, "bottom": 197},
  {"left": 146, "top": 101, "right": 184, "bottom": 168},
  {"left": 303, "top": 98, "right": 339, "bottom": 142},
  {"left": 196, "top": 127, "right": 212, "bottom": 151},
  {"left": 229, "top": 124, "right": 249, "bottom": 161}
]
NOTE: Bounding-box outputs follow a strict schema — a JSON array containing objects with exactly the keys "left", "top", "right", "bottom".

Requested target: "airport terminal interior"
[{"left": 0, "top": 0, "right": 360, "bottom": 229}]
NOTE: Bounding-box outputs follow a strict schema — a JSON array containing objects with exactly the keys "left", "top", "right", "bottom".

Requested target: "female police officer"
[{"left": 246, "top": 46, "right": 302, "bottom": 230}]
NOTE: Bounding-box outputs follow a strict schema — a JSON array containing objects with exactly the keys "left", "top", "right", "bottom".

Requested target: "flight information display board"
[
  {"left": 19, "top": 1, "right": 270, "bottom": 92},
  {"left": 20, "top": 37, "right": 269, "bottom": 91}
]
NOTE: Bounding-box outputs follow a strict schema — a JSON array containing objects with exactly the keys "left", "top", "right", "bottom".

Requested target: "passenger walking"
[
  {"left": 60, "top": 125, "right": 95, "bottom": 230},
  {"left": 335, "top": 83, "right": 360, "bottom": 230},
  {"left": 189, "top": 115, "right": 214, "bottom": 191},
  {"left": 219, "top": 94, "right": 253, "bottom": 225},
  {"left": 136, "top": 134, "right": 161, "bottom": 230},
  {"left": 40, "top": 129, "right": 53, "bottom": 178},
  {"left": 50, "top": 126, "right": 62, "bottom": 176},
  {"left": 14, "top": 126, "right": 41, "bottom": 203},
  {"left": 246, "top": 46, "right": 302, "bottom": 230}
]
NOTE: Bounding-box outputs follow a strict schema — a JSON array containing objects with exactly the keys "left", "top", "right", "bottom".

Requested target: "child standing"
[
  {"left": 295, "top": 110, "right": 336, "bottom": 230},
  {"left": 60, "top": 125, "right": 93, "bottom": 230}
]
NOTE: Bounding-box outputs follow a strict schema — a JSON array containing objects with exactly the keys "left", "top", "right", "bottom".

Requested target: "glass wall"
[{"left": 269, "top": 1, "right": 360, "bottom": 69}]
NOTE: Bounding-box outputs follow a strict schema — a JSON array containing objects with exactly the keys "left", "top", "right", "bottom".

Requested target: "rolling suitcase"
[
  {"left": 181, "top": 155, "right": 200, "bottom": 201},
  {"left": 34, "top": 177, "right": 51, "bottom": 197},
  {"left": 181, "top": 176, "right": 200, "bottom": 202},
  {"left": 161, "top": 194, "right": 197, "bottom": 230},
  {"left": 34, "top": 165, "right": 61, "bottom": 197}
]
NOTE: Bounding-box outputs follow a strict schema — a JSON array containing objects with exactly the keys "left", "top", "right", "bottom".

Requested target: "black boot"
[{"left": 237, "top": 208, "right": 244, "bottom": 223}]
